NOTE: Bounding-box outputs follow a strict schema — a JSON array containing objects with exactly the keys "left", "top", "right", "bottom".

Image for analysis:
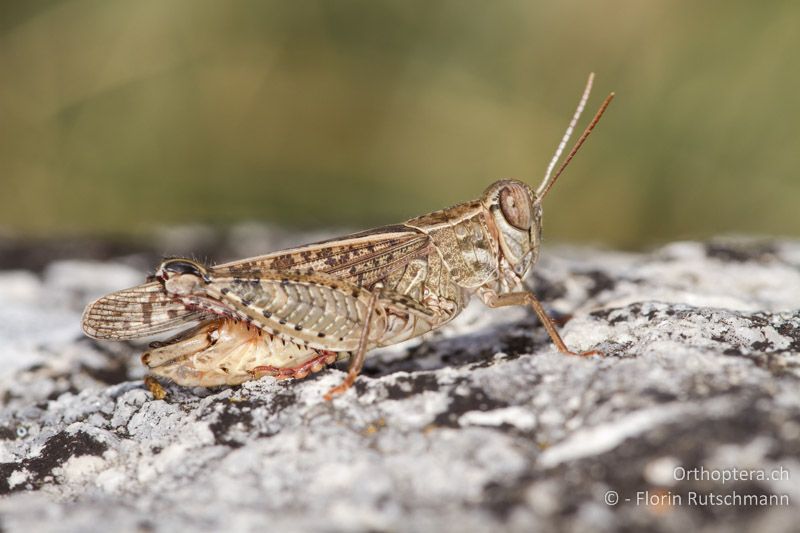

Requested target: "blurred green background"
[{"left": 1, "top": 0, "right": 798, "bottom": 248}]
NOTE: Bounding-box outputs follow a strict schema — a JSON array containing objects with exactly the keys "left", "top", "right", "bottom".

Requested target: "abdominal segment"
[{"left": 141, "top": 319, "right": 344, "bottom": 387}]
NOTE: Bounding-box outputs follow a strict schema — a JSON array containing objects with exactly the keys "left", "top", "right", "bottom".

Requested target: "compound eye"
[{"left": 499, "top": 186, "right": 531, "bottom": 230}]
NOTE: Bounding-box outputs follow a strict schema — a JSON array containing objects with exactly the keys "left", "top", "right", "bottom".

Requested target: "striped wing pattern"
[
  {"left": 213, "top": 225, "right": 431, "bottom": 287},
  {"left": 82, "top": 226, "right": 432, "bottom": 341},
  {"left": 81, "top": 281, "right": 208, "bottom": 340}
]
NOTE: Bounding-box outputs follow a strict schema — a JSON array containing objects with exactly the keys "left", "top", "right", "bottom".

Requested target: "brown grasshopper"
[{"left": 82, "top": 74, "right": 614, "bottom": 400}]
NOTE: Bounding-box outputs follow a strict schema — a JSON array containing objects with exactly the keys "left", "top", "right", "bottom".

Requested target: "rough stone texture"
[{"left": 1, "top": 231, "right": 799, "bottom": 532}]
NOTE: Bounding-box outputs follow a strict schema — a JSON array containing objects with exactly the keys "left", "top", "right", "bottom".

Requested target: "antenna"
[
  {"left": 539, "top": 73, "right": 594, "bottom": 194},
  {"left": 536, "top": 75, "right": 615, "bottom": 200}
]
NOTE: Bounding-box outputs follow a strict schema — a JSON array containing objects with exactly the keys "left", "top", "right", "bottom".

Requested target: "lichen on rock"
[{"left": 0, "top": 234, "right": 799, "bottom": 532}]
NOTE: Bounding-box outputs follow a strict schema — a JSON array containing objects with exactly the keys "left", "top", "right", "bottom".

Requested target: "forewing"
[
  {"left": 84, "top": 225, "right": 431, "bottom": 342},
  {"left": 81, "top": 281, "right": 208, "bottom": 340},
  {"left": 212, "top": 224, "right": 432, "bottom": 288}
]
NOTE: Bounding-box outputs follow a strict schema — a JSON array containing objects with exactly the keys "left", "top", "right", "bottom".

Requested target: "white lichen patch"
[
  {"left": 459, "top": 406, "right": 537, "bottom": 431},
  {"left": 60, "top": 456, "right": 107, "bottom": 484},
  {"left": 7, "top": 469, "right": 30, "bottom": 490},
  {"left": 538, "top": 404, "right": 690, "bottom": 468}
]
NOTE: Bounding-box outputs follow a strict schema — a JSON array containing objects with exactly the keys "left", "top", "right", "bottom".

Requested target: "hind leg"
[{"left": 324, "top": 289, "right": 380, "bottom": 400}]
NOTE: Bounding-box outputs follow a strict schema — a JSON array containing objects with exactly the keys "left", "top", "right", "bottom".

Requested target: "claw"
[{"left": 323, "top": 374, "right": 357, "bottom": 401}]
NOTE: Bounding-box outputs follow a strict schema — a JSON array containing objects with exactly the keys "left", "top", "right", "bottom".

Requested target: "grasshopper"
[{"left": 82, "top": 74, "right": 614, "bottom": 400}]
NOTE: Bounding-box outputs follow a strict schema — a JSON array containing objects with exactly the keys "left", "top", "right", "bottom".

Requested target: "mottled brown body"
[
  {"left": 81, "top": 76, "right": 614, "bottom": 398},
  {"left": 81, "top": 180, "right": 553, "bottom": 393}
]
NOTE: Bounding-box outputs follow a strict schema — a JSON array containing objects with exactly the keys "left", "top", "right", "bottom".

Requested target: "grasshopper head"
[
  {"left": 155, "top": 258, "right": 210, "bottom": 295},
  {"left": 483, "top": 78, "right": 614, "bottom": 281},
  {"left": 482, "top": 179, "right": 542, "bottom": 278}
]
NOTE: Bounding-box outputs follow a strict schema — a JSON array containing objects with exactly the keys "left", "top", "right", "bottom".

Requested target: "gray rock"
[{"left": 1, "top": 235, "right": 799, "bottom": 532}]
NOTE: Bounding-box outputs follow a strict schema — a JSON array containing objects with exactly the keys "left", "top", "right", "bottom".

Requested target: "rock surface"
[{"left": 0, "top": 231, "right": 799, "bottom": 532}]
